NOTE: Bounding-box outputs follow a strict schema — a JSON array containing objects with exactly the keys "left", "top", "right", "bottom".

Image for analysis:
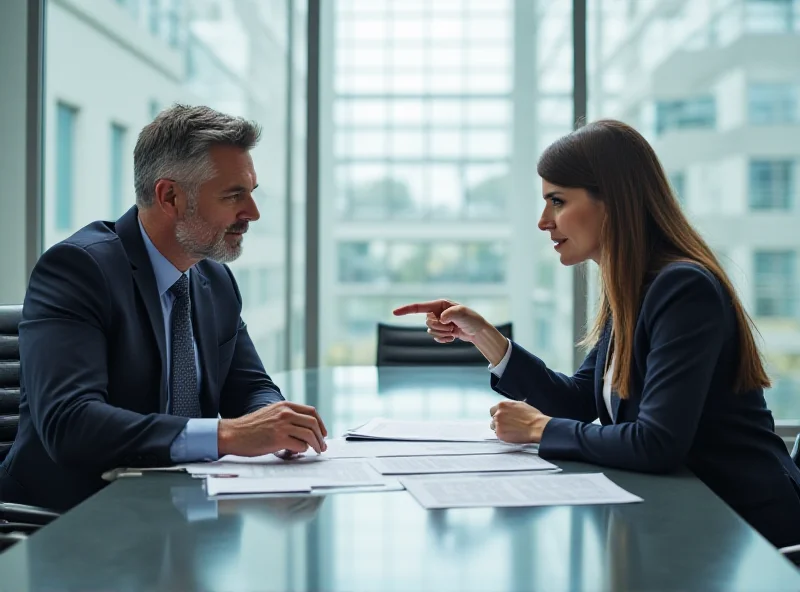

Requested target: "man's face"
[{"left": 175, "top": 145, "right": 260, "bottom": 263}]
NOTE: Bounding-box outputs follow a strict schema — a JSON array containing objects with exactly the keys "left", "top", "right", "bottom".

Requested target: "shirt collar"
[{"left": 137, "top": 217, "right": 190, "bottom": 297}]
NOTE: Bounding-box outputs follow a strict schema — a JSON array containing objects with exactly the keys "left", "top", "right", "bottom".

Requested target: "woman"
[{"left": 393, "top": 119, "right": 800, "bottom": 549}]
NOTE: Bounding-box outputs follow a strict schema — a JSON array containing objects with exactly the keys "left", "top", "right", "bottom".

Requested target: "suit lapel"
[
  {"left": 595, "top": 322, "right": 613, "bottom": 424},
  {"left": 611, "top": 380, "right": 623, "bottom": 423},
  {"left": 116, "top": 207, "right": 169, "bottom": 412},
  {"left": 190, "top": 268, "right": 217, "bottom": 417}
]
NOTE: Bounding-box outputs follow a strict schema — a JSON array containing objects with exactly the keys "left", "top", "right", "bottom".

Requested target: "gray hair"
[{"left": 133, "top": 104, "right": 262, "bottom": 208}]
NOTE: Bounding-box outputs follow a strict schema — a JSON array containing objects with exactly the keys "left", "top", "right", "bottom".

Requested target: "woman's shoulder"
[
  {"left": 649, "top": 259, "right": 722, "bottom": 289},
  {"left": 642, "top": 260, "right": 728, "bottom": 314}
]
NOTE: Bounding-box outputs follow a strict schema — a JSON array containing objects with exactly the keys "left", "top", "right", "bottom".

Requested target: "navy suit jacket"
[
  {"left": 0, "top": 206, "right": 283, "bottom": 511},
  {"left": 492, "top": 262, "right": 800, "bottom": 548}
]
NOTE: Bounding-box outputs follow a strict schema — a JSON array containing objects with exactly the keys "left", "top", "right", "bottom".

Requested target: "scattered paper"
[
  {"left": 345, "top": 418, "right": 497, "bottom": 442},
  {"left": 400, "top": 473, "right": 643, "bottom": 509},
  {"left": 368, "top": 452, "right": 558, "bottom": 475}
]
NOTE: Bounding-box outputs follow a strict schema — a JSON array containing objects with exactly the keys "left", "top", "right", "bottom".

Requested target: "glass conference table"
[{"left": 0, "top": 366, "right": 798, "bottom": 592}]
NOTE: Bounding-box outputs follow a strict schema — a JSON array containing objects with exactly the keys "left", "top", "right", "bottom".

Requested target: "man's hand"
[
  {"left": 489, "top": 400, "right": 551, "bottom": 444},
  {"left": 218, "top": 401, "right": 328, "bottom": 457}
]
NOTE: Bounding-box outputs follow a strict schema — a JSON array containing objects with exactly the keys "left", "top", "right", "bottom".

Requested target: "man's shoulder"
[
  {"left": 49, "top": 219, "right": 122, "bottom": 257},
  {"left": 35, "top": 220, "right": 131, "bottom": 285}
]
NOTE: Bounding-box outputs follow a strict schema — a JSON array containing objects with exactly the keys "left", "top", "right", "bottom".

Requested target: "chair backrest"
[
  {"left": 376, "top": 322, "right": 513, "bottom": 366},
  {"left": 0, "top": 305, "right": 22, "bottom": 464},
  {"left": 791, "top": 434, "right": 800, "bottom": 470}
]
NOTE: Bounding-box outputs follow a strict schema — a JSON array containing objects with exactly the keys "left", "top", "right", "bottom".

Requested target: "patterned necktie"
[{"left": 169, "top": 274, "right": 200, "bottom": 417}]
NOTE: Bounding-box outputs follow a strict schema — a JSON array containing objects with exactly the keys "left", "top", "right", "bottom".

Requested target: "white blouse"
[{"left": 603, "top": 355, "right": 615, "bottom": 419}]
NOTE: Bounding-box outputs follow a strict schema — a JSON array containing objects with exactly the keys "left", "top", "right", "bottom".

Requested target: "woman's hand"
[
  {"left": 392, "top": 299, "right": 510, "bottom": 365},
  {"left": 490, "top": 400, "right": 552, "bottom": 443},
  {"left": 392, "top": 299, "right": 489, "bottom": 344}
]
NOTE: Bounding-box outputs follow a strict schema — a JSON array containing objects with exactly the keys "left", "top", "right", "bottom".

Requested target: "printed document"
[
  {"left": 345, "top": 418, "right": 497, "bottom": 442},
  {"left": 368, "top": 452, "right": 558, "bottom": 475},
  {"left": 186, "top": 458, "right": 388, "bottom": 487},
  {"left": 400, "top": 472, "right": 643, "bottom": 509}
]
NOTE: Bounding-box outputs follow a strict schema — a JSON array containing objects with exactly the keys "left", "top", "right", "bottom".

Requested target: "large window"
[
  {"left": 589, "top": 0, "right": 800, "bottom": 420},
  {"left": 54, "top": 102, "right": 77, "bottom": 232},
  {"left": 320, "top": 0, "right": 575, "bottom": 371},
  {"left": 44, "top": 0, "right": 307, "bottom": 373},
  {"left": 110, "top": 123, "right": 128, "bottom": 219},
  {"left": 749, "top": 160, "right": 794, "bottom": 211},
  {"left": 754, "top": 251, "right": 797, "bottom": 318},
  {"left": 748, "top": 82, "right": 799, "bottom": 125},
  {"left": 655, "top": 97, "right": 716, "bottom": 136}
]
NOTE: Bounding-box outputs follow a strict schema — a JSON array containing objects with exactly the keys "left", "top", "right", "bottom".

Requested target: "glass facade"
[
  {"left": 110, "top": 123, "right": 127, "bottom": 219},
  {"left": 43, "top": 0, "right": 307, "bottom": 373},
  {"left": 320, "top": 0, "right": 575, "bottom": 371},
  {"left": 589, "top": 0, "right": 800, "bottom": 419},
  {"left": 55, "top": 102, "right": 77, "bottom": 231}
]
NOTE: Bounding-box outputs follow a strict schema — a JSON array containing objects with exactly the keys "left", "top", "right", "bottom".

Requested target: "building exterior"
[
  {"left": 319, "top": 0, "right": 577, "bottom": 373},
  {"left": 589, "top": 0, "right": 800, "bottom": 417},
  {"left": 44, "top": 0, "right": 307, "bottom": 373}
]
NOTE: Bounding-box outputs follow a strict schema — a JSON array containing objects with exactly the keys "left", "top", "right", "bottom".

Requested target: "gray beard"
[{"left": 175, "top": 205, "right": 243, "bottom": 264}]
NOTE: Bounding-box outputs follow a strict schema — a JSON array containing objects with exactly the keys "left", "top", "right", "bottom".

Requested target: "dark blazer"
[
  {"left": 0, "top": 206, "right": 283, "bottom": 511},
  {"left": 492, "top": 262, "right": 800, "bottom": 548}
]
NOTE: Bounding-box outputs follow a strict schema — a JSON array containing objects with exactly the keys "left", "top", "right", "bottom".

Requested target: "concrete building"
[
  {"left": 44, "top": 0, "right": 306, "bottom": 373},
  {"left": 319, "top": 0, "right": 577, "bottom": 372},
  {"left": 589, "top": 0, "right": 800, "bottom": 416}
]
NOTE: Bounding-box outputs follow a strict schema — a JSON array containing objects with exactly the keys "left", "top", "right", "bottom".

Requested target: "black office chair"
[
  {"left": 0, "top": 305, "right": 59, "bottom": 547},
  {"left": 779, "top": 434, "right": 800, "bottom": 566},
  {"left": 376, "top": 322, "right": 513, "bottom": 366},
  {"left": 0, "top": 306, "right": 21, "bottom": 464}
]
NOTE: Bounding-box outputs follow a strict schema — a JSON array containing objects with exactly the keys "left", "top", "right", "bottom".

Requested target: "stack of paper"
[
  {"left": 200, "top": 458, "right": 398, "bottom": 497},
  {"left": 344, "top": 418, "right": 498, "bottom": 442}
]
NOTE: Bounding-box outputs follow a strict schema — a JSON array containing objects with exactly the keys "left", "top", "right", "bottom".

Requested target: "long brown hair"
[{"left": 537, "top": 119, "right": 770, "bottom": 397}]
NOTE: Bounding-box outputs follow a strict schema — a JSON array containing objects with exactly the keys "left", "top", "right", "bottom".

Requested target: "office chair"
[
  {"left": 376, "top": 322, "right": 513, "bottom": 366},
  {"left": 0, "top": 304, "right": 20, "bottom": 465},
  {"left": 0, "top": 305, "right": 60, "bottom": 534}
]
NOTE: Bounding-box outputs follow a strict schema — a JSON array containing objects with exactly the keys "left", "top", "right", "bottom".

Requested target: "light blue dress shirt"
[{"left": 138, "top": 220, "right": 220, "bottom": 463}]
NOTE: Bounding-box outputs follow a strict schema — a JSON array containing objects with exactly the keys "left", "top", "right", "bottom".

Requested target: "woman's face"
[{"left": 538, "top": 180, "right": 605, "bottom": 266}]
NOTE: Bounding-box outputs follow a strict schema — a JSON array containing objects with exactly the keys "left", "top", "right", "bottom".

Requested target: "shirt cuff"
[
  {"left": 169, "top": 418, "right": 220, "bottom": 463},
  {"left": 488, "top": 338, "right": 513, "bottom": 378}
]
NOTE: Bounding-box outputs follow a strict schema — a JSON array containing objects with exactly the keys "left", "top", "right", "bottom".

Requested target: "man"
[{"left": 0, "top": 104, "right": 327, "bottom": 511}]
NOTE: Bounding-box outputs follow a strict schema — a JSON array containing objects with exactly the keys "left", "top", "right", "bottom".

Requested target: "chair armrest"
[
  {"left": 780, "top": 543, "right": 800, "bottom": 566},
  {"left": 0, "top": 522, "right": 38, "bottom": 535},
  {"left": 0, "top": 502, "right": 59, "bottom": 526}
]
